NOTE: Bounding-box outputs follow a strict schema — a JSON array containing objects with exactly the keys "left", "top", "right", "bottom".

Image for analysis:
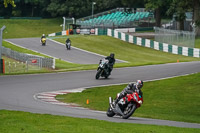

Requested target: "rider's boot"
[{"left": 111, "top": 98, "right": 119, "bottom": 109}]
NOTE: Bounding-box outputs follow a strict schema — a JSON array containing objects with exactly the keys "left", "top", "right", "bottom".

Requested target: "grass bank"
[
  {"left": 0, "top": 18, "right": 62, "bottom": 39},
  {"left": 56, "top": 73, "right": 200, "bottom": 123},
  {"left": 0, "top": 110, "right": 199, "bottom": 133}
]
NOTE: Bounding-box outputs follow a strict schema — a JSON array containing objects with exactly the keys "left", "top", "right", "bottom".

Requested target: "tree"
[
  {"left": 167, "top": 0, "right": 192, "bottom": 30},
  {"left": 193, "top": 0, "right": 200, "bottom": 36},
  {"left": 3, "top": 0, "right": 15, "bottom": 7},
  {"left": 145, "top": 0, "right": 170, "bottom": 27}
]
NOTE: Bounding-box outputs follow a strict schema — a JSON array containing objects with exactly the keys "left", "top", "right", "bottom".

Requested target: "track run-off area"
[{"left": 1, "top": 38, "right": 200, "bottom": 128}]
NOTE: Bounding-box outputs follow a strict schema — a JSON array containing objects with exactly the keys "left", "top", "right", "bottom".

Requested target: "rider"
[
  {"left": 113, "top": 80, "right": 143, "bottom": 107},
  {"left": 66, "top": 38, "right": 71, "bottom": 48},
  {"left": 41, "top": 34, "right": 46, "bottom": 42},
  {"left": 105, "top": 53, "right": 115, "bottom": 75}
]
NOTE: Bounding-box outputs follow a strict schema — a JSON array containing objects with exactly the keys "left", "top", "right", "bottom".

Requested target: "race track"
[{"left": 1, "top": 38, "right": 200, "bottom": 128}]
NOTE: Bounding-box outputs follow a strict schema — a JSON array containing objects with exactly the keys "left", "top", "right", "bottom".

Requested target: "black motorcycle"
[{"left": 95, "top": 59, "right": 110, "bottom": 79}]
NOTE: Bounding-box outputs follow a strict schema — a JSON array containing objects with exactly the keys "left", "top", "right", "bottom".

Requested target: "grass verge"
[
  {"left": 0, "top": 110, "right": 199, "bottom": 133},
  {"left": 0, "top": 18, "right": 62, "bottom": 39},
  {"left": 56, "top": 73, "right": 200, "bottom": 123}
]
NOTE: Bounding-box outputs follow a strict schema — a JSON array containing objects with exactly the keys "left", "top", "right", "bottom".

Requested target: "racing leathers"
[{"left": 105, "top": 56, "right": 115, "bottom": 74}]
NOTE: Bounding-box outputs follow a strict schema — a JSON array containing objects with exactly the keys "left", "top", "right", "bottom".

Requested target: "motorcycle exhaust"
[{"left": 109, "top": 97, "right": 113, "bottom": 104}]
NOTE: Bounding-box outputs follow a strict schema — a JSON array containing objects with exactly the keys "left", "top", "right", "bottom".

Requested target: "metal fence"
[
  {"left": 2, "top": 46, "right": 55, "bottom": 69},
  {"left": 4, "top": 61, "right": 27, "bottom": 73},
  {"left": 154, "top": 27, "right": 195, "bottom": 48}
]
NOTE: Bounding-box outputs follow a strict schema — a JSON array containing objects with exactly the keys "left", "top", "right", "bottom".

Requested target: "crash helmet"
[
  {"left": 136, "top": 80, "right": 143, "bottom": 89},
  {"left": 110, "top": 53, "right": 115, "bottom": 58},
  {"left": 42, "top": 34, "right": 45, "bottom": 37}
]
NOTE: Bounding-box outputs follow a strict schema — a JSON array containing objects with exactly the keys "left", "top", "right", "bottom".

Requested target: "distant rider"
[
  {"left": 105, "top": 53, "right": 115, "bottom": 75},
  {"left": 66, "top": 38, "right": 71, "bottom": 48},
  {"left": 113, "top": 80, "right": 143, "bottom": 107},
  {"left": 41, "top": 34, "right": 46, "bottom": 42}
]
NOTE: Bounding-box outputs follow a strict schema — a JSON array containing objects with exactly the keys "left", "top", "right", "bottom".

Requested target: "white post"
[
  {"left": 63, "top": 17, "right": 66, "bottom": 31},
  {"left": 52, "top": 58, "right": 55, "bottom": 69},
  {"left": 92, "top": 2, "right": 96, "bottom": 27},
  {"left": 0, "top": 25, "right": 6, "bottom": 59},
  {"left": 72, "top": 17, "right": 75, "bottom": 24}
]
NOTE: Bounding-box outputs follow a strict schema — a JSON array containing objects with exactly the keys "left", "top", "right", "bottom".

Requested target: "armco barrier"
[{"left": 107, "top": 29, "right": 200, "bottom": 58}]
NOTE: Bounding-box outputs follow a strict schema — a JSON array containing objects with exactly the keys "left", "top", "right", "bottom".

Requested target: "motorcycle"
[
  {"left": 95, "top": 59, "right": 110, "bottom": 79},
  {"left": 66, "top": 42, "right": 71, "bottom": 50},
  {"left": 41, "top": 38, "right": 46, "bottom": 46},
  {"left": 107, "top": 91, "right": 143, "bottom": 119}
]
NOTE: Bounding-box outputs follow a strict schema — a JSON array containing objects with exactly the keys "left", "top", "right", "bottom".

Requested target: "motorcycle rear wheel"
[
  {"left": 122, "top": 103, "right": 137, "bottom": 119},
  {"left": 106, "top": 107, "right": 115, "bottom": 117}
]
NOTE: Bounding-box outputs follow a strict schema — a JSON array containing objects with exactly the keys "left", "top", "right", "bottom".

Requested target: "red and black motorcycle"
[{"left": 107, "top": 92, "right": 143, "bottom": 119}]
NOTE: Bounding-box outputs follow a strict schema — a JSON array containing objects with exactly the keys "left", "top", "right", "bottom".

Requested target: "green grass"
[
  {"left": 56, "top": 73, "right": 200, "bottom": 123},
  {"left": 0, "top": 110, "right": 199, "bottom": 133},
  {"left": 0, "top": 18, "right": 62, "bottom": 38}
]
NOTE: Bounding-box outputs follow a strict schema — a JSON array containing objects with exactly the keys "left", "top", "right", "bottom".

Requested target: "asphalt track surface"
[
  {"left": 1, "top": 38, "right": 200, "bottom": 128},
  {"left": 5, "top": 38, "right": 124, "bottom": 64}
]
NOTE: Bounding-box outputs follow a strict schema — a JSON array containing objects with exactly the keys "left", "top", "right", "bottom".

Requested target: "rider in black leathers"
[
  {"left": 113, "top": 80, "right": 143, "bottom": 106},
  {"left": 66, "top": 38, "right": 71, "bottom": 48},
  {"left": 105, "top": 53, "right": 115, "bottom": 75}
]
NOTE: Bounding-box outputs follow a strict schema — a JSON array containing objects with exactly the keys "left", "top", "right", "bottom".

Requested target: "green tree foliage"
[
  {"left": 193, "top": 0, "right": 200, "bottom": 36},
  {"left": 3, "top": 0, "right": 15, "bottom": 7},
  {"left": 121, "top": 0, "right": 144, "bottom": 8},
  {"left": 145, "top": 0, "right": 170, "bottom": 27},
  {"left": 167, "top": 0, "right": 192, "bottom": 30}
]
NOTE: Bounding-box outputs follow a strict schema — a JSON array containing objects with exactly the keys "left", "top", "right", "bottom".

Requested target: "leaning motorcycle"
[
  {"left": 106, "top": 91, "right": 143, "bottom": 119},
  {"left": 41, "top": 38, "right": 46, "bottom": 46},
  {"left": 95, "top": 59, "right": 110, "bottom": 79}
]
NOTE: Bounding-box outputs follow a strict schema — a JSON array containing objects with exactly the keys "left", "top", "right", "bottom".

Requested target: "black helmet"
[
  {"left": 136, "top": 80, "right": 143, "bottom": 89},
  {"left": 110, "top": 53, "right": 115, "bottom": 58}
]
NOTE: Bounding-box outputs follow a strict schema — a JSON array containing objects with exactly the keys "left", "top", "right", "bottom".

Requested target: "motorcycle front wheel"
[
  {"left": 95, "top": 69, "right": 101, "bottom": 79},
  {"left": 106, "top": 107, "right": 115, "bottom": 117},
  {"left": 122, "top": 103, "right": 137, "bottom": 119}
]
